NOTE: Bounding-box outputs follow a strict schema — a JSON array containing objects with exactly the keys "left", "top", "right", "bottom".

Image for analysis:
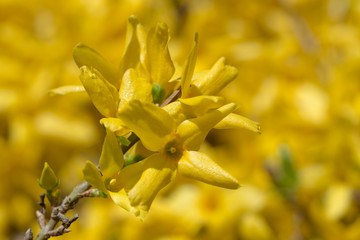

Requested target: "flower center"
[{"left": 162, "top": 135, "right": 183, "bottom": 161}]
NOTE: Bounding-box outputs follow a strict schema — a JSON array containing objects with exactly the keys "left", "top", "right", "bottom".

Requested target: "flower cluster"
[{"left": 54, "top": 16, "right": 260, "bottom": 219}]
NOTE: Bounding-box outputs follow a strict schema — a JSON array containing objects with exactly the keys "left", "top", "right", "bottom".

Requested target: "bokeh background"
[{"left": 1, "top": 0, "right": 360, "bottom": 239}]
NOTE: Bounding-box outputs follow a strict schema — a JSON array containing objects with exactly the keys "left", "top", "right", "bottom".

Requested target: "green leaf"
[
  {"left": 83, "top": 160, "right": 107, "bottom": 193},
  {"left": 39, "top": 162, "right": 58, "bottom": 191},
  {"left": 73, "top": 43, "right": 120, "bottom": 87},
  {"left": 99, "top": 129, "right": 124, "bottom": 178}
]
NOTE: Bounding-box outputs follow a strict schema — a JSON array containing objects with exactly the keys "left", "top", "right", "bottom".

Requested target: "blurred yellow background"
[{"left": 1, "top": 0, "right": 360, "bottom": 239}]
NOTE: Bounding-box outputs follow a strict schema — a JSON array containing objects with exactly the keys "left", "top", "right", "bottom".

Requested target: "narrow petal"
[
  {"left": 179, "top": 95, "right": 225, "bottom": 117},
  {"left": 48, "top": 85, "right": 85, "bottom": 96},
  {"left": 126, "top": 154, "right": 176, "bottom": 219},
  {"left": 117, "top": 100, "right": 175, "bottom": 151},
  {"left": 119, "top": 68, "right": 152, "bottom": 110},
  {"left": 100, "top": 117, "right": 130, "bottom": 136},
  {"left": 119, "top": 16, "right": 141, "bottom": 77},
  {"left": 83, "top": 160, "right": 107, "bottom": 193},
  {"left": 73, "top": 43, "right": 119, "bottom": 87},
  {"left": 79, "top": 66, "right": 119, "bottom": 117},
  {"left": 145, "top": 22, "right": 175, "bottom": 88},
  {"left": 178, "top": 151, "right": 239, "bottom": 189},
  {"left": 214, "top": 113, "right": 261, "bottom": 133},
  {"left": 137, "top": 23, "right": 147, "bottom": 68},
  {"left": 181, "top": 33, "right": 199, "bottom": 98},
  {"left": 99, "top": 129, "right": 124, "bottom": 178},
  {"left": 191, "top": 57, "right": 238, "bottom": 95},
  {"left": 177, "top": 103, "right": 237, "bottom": 150}
]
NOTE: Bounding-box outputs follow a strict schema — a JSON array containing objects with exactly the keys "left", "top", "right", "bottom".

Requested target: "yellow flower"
[
  {"left": 109, "top": 100, "right": 239, "bottom": 219},
  {"left": 164, "top": 34, "right": 261, "bottom": 133}
]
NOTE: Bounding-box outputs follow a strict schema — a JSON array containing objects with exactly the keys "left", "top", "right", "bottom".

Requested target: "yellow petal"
[
  {"left": 73, "top": 43, "right": 119, "bottom": 87},
  {"left": 99, "top": 129, "right": 124, "bottom": 178},
  {"left": 119, "top": 16, "right": 141, "bottom": 77},
  {"left": 145, "top": 22, "right": 175, "bottom": 89},
  {"left": 100, "top": 117, "right": 130, "bottom": 136},
  {"left": 117, "top": 100, "right": 175, "bottom": 151},
  {"left": 323, "top": 184, "right": 353, "bottom": 221},
  {"left": 83, "top": 160, "right": 107, "bottom": 193},
  {"left": 178, "top": 151, "right": 239, "bottom": 189},
  {"left": 126, "top": 154, "right": 176, "bottom": 219},
  {"left": 79, "top": 66, "right": 119, "bottom": 117},
  {"left": 214, "top": 113, "right": 261, "bottom": 133},
  {"left": 177, "top": 103, "right": 237, "bottom": 150},
  {"left": 191, "top": 57, "right": 238, "bottom": 95},
  {"left": 137, "top": 23, "right": 147, "bottom": 68},
  {"left": 119, "top": 68, "right": 152, "bottom": 110},
  {"left": 179, "top": 95, "right": 225, "bottom": 117},
  {"left": 48, "top": 85, "right": 85, "bottom": 96},
  {"left": 181, "top": 33, "right": 199, "bottom": 98},
  {"left": 162, "top": 101, "right": 187, "bottom": 126},
  {"left": 109, "top": 189, "right": 131, "bottom": 212}
]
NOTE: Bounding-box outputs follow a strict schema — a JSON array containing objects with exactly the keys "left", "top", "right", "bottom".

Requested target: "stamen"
[
  {"left": 109, "top": 178, "right": 117, "bottom": 186},
  {"left": 170, "top": 147, "right": 176, "bottom": 154}
]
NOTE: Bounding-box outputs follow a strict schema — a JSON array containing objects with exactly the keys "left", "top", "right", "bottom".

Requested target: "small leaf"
[
  {"left": 39, "top": 162, "right": 58, "bottom": 191},
  {"left": 73, "top": 43, "right": 119, "bottom": 87},
  {"left": 83, "top": 160, "right": 107, "bottom": 193}
]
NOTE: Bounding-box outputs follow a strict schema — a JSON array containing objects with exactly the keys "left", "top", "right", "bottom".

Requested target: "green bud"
[
  {"left": 117, "top": 136, "right": 131, "bottom": 146},
  {"left": 39, "top": 162, "right": 59, "bottom": 191},
  {"left": 152, "top": 83, "right": 165, "bottom": 104},
  {"left": 99, "top": 191, "right": 108, "bottom": 198},
  {"left": 124, "top": 154, "right": 145, "bottom": 167}
]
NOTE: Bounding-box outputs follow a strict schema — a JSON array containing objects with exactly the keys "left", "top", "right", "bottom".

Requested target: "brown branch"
[
  {"left": 33, "top": 181, "right": 91, "bottom": 240},
  {"left": 24, "top": 229, "right": 33, "bottom": 240},
  {"left": 161, "top": 89, "right": 181, "bottom": 107}
]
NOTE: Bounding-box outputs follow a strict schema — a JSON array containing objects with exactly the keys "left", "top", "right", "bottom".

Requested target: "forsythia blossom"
[{"left": 53, "top": 16, "right": 260, "bottom": 219}]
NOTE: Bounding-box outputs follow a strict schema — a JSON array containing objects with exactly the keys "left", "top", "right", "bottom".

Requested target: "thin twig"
[
  {"left": 34, "top": 181, "right": 91, "bottom": 240},
  {"left": 24, "top": 229, "right": 33, "bottom": 240}
]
